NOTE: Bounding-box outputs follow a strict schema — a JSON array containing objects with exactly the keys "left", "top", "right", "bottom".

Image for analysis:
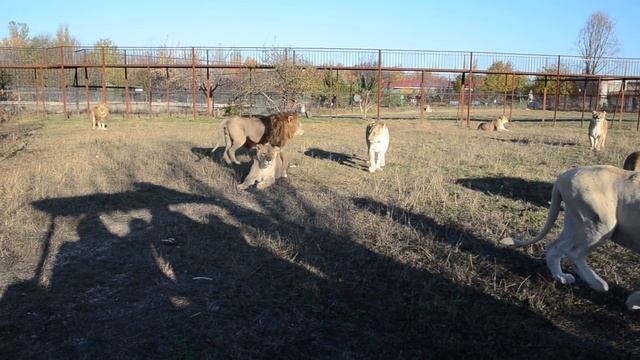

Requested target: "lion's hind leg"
[
  {"left": 545, "top": 220, "right": 577, "bottom": 285},
  {"left": 549, "top": 210, "right": 615, "bottom": 291},
  {"left": 566, "top": 219, "right": 615, "bottom": 292}
]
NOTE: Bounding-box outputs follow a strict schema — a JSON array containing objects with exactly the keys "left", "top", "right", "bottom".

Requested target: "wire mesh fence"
[{"left": 1, "top": 46, "right": 639, "bottom": 126}]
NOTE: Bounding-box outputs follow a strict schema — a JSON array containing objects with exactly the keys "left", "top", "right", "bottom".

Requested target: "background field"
[{"left": 1, "top": 109, "right": 640, "bottom": 358}]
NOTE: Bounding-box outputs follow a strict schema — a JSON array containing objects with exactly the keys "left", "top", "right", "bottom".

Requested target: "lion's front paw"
[
  {"left": 626, "top": 291, "right": 640, "bottom": 310},
  {"left": 554, "top": 273, "right": 576, "bottom": 285}
]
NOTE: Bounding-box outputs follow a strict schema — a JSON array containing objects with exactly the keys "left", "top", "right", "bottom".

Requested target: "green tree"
[
  {"left": 93, "top": 38, "right": 125, "bottom": 87},
  {"left": 480, "top": 61, "right": 529, "bottom": 93},
  {"left": 532, "top": 65, "right": 578, "bottom": 96}
]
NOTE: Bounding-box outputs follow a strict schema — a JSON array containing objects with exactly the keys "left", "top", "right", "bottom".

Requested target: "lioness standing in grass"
[
  {"left": 588, "top": 110, "right": 608, "bottom": 151},
  {"left": 366, "top": 122, "right": 389, "bottom": 172},
  {"left": 91, "top": 103, "right": 109, "bottom": 129}
]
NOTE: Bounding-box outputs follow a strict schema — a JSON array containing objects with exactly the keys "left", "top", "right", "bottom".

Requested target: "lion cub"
[
  {"left": 237, "top": 143, "right": 285, "bottom": 190},
  {"left": 366, "top": 122, "right": 390, "bottom": 172},
  {"left": 588, "top": 110, "right": 608, "bottom": 151},
  {"left": 91, "top": 103, "right": 109, "bottom": 130},
  {"left": 477, "top": 115, "right": 509, "bottom": 131}
]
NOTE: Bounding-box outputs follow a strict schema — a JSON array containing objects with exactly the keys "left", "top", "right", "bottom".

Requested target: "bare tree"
[{"left": 577, "top": 12, "right": 619, "bottom": 75}]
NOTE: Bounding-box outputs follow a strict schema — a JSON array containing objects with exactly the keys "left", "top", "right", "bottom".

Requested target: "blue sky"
[{"left": 2, "top": 0, "right": 639, "bottom": 57}]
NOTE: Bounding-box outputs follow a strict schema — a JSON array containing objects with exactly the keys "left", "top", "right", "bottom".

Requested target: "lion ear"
[
  {"left": 602, "top": 111, "right": 607, "bottom": 115},
  {"left": 592, "top": 110, "right": 598, "bottom": 115},
  {"left": 255, "top": 144, "right": 263, "bottom": 150},
  {"left": 287, "top": 116, "right": 294, "bottom": 123}
]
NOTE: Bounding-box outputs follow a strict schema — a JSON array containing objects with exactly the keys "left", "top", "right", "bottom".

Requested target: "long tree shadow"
[
  {"left": 456, "top": 176, "right": 553, "bottom": 207},
  {"left": 0, "top": 181, "right": 629, "bottom": 358},
  {"left": 304, "top": 147, "right": 367, "bottom": 170}
]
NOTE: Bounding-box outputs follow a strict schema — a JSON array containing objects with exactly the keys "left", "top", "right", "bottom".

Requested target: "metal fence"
[{"left": 1, "top": 46, "right": 640, "bottom": 127}]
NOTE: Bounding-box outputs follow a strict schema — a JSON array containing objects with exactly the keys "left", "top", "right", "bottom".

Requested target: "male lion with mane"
[
  {"left": 91, "top": 103, "right": 109, "bottom": 130},
  {"left": 214, "top": 111, "right": 303, "bottom": 168},
  {"left": 501, "top": 165, "right": 640, "bottom": 310},
  {"left": 477, "top": 115, "right": 509, "bottom": 131}
]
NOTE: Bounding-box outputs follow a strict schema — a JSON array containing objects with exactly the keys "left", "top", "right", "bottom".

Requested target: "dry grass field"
[{"left": 1, "top": 108, "right": 640, "bottom": 358}]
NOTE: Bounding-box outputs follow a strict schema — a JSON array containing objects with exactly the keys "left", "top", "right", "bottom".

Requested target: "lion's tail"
[
  {"left": 501, "top": 183, "right": 562, "bottom": 247},
  {"left": 212, "top": 118, "right": 230, "bottom": 155}
]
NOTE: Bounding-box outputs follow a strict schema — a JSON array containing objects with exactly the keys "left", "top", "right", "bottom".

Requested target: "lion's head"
[
  {"left": 265, "top": 112, "right": 304, "bottom": 147},
  {"left": 592, "top": 110, "right": 607, "bottom": 122},
  {"left": 366, "top": 122, "right": 387, "bottom": 143}
]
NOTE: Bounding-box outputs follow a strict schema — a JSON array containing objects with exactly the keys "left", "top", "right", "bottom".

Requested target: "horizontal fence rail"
[
  {"left": 2, "top": 45, "right": 640, "bottom": 130},
  {"left": 1, "top": 46, "right": 640, "bottom": 78}
]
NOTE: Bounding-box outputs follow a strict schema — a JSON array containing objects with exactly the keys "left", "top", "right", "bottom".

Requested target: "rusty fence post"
[
  {"left": 580, "top": 78, "right": 587, "bottom": 127},
  {"left": 466, "top": 52, "right": 473, "bottom": 128},
  {"left": 192, "top": 47, "right": 197, "bottom": 119},
  {"left": 541, "top": 77, "right": 547, "bottom": 126},
  {"left": 83, "top": 51, "right": 89, "bottom": 114},
  {"left": 502, "top": 74, "right": 508, "bottom": 115},
  {"left": 101, "top": 46, "right": 107, "bottom": 103},
  {"left": 595, "top": 77, "right": 601, "bottom": 112},
  {"left": 60, "top": 47, "right": 67, "bottom": 118},
  {"left": 419, "top": 70, "right": 425, "bottom": 122},
  {"left": 458, "top": 72, "right": 465, "bottom": 123},
  {"left": 166, "top": 68, "right": 170, "bottom": 115},
  {"left": 147, "top": 54, "right": 152, "bottom": 115},
  {"left": 552, "top": 55, "right": 560, "bottom": 127},
  {"left": 124, "top": 49, "right": 130, "bottom": 117},
  {"left": 376, "top": 49, "right": 382, "bottom": 121},
  {"left": 39, "top": 48, "right": 46, "bottom": 116},
  {"left": 509, "top": 73, "right": 515, "bottom": 120},
  {"left": 618, "top": 79, "right": 626, "bottom": 129}
]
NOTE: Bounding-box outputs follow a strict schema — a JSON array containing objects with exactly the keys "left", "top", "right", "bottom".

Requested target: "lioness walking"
[{"left": 588, "top": 110, "right": 608, "bottom": 151}]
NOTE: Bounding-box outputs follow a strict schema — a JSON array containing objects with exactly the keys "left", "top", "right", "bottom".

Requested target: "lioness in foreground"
[
  {"left": 623, "top": 151, "right": 640, "bottom": 171},
  {"left": 237, "top": 143, "right": 286, "bottom": 190},
  {"left": 366, "top": 122, "right": 389, "bottom": 172},
  {"left": 477, "top": 115, "right": 509, "bottom": 131},
  {"left": 91, "top": 103, "right": 109, "bottom": 129},
  {"left": 501, "top": 165, "right": 640, "bottom": 310},
  {"left": 588, "top": 110, "right": 608, "bottom": 151}
]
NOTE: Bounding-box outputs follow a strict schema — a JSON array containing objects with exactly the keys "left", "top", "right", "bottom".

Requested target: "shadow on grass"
[
  {"left": 490, "top": 137, "right": 579, "bottom": 147},
  {"left": 304, "top": 147, "right": 367, "bottom": 170},
  {"left": 351, "top": 196, "right": 545, "bottom": 279},
  {"left": 0, "top": 181, "right": 629, "bottom": 358},
  {"left": 455, "top": 176, "right": 553, "bottom": 208}
]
